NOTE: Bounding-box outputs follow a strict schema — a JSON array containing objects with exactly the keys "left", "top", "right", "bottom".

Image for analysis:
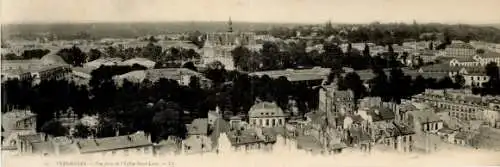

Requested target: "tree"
[
  {"left": 363, "top": 44, "right": 371, "bottom": 57},
  {"left": 88, "top": 49, "right": 102, "bottom": 62},
  {"left": 388, "top": 67, "right": 409, "bottom": 103},
  {"left": 437, "top": 76, "right": 454, "bottom": 89},
  {"left": 412, "top": 75, "right": 427, "bottom": 94},
  {"left": 453, "top": 74, "right": 465, "bottom": 89},
  {"left": 148, "top": 36, "right": 159, "bottom": 43},
  {"left": 57, "top": 46, "right": 87, "bottom": 67},
  {"left": 188, "top": 76, "right": 201, "bottom": 89},
  {"left": 483, "top": 62, "right": 500, "bottom": 95},
  {"left": 343, "top": 72, "right": 366, "bottom": 101},
  {"left": 152, "top": 100, "right": 187, "bottom": 142},
  {"left": 476, "top": 49, "right": 485, "bottom": 54},
  {"left": 182, "top": 62, "right": 198, "bottom": 72},
  {"left": 40, "top": 120, "right": 68, "bottom": 137},
  {"left": 368, "top": 67, "right": 389, "bottom": 99},
  {"left": 73, "top": 123, "right": 91, "bottom": 138}
]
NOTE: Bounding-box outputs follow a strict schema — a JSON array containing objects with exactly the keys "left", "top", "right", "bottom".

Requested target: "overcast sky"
[{"left": 2, "top": 0, "right": 500, "bottom": 24}]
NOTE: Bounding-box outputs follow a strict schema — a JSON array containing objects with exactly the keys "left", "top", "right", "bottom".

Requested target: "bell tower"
[{"left": 228, "top": 17, "right": 233, "bottom": 33}]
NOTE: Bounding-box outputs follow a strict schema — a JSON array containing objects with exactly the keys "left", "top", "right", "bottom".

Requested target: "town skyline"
[{"left": 2, "top": 0, "right": 500, "bottom": 25}]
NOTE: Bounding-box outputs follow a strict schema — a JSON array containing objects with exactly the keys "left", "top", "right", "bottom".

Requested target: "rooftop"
[
  {"left": 446, "top": 43, "right": 475, "bottom": 49},
  {"left": 187, "top": 118, "right": 208, "bottom": 136},
  {"left": 76, "top": 132, "right": 152, "bottom": 154},
  {"left": 248, "top": 101, "right": 286, "bottom": 118},
  {"left": 249, "top": 67, "right": 330, "bottom": 82}
]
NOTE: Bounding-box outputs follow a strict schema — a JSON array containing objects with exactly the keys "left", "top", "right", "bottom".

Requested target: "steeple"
[{"left": 228, "top": 17, "right": 233, "bottom": 32}]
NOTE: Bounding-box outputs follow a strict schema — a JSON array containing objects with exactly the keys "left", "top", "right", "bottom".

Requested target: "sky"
[{"left": 2, "top": 0, "right": 500, "bottom": 24}]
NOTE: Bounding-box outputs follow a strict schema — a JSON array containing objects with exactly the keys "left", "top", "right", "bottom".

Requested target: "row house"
[
  {"left": 412, "top": 89, "right": 500, "bottom": 124},
  {"left": 376, "top": 123, "right": 416, "bottom": 153},
  {"left": 449, "top": 51, "right": 500, "bottom": 67},
  {"left": 400, "top": 102, "right": 444, "bottom": 134},
  {"left": 444, "top": 43, "right": 476, "bottom": 58}
]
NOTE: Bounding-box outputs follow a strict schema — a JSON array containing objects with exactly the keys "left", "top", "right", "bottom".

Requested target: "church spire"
[{"left": 228, "top": 17, "right": 233, "bottom": 32}]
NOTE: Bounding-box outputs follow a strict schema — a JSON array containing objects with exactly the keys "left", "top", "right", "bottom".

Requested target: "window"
[
  {"left": 266, "top": 119, "right": 269, "bottom": 126},
  {"left": 259, "top": 119, "right": 263, "bottom": 125},
  {"left": 272, "top": 119, "right": 276, "bottom": 126},
  {"left": 278, "top": 119, "right": 283, "bottom": 126}
]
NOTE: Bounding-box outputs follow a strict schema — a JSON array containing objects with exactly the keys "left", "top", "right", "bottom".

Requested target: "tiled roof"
[
  {"left": 368, "top": 107, "right": 395, "bottom": 122},
  {"left": 187, "top": 118, "right": 208, "bottom": 135},
  {"left": 248, "top": 102, "right": 286, "bottom": 118},
  {"left": 209, "top": 118, "right": 231, "bottom": 148},
  {"left": 76, "top": 132, "right": 152, "bottom": 154},
  {"left": 408, "top": 108, "right": 442, "bottom": 123}
]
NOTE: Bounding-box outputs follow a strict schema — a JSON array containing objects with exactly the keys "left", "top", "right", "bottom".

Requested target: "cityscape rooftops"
[
  {"left": 249, "top": 67, "right": 330, "bottom": 82},
  {"left": 76, "top": 132, "right": 152, "bottom": 154}
]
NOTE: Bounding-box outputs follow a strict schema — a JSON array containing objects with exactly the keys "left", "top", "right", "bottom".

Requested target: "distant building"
[
  {"left": 318, "top": 83, "right": 355, "bottom": 115},
  {"left": 75, "top": 132, "right": 153, "bottom": 156},
  {"left": 113, "top": 68, "right": 211, "bottom": 88},
  {"left": 412, "top": 89, "right": 500, "bottom": 123},
  {"left": 444, "top": 43, "right": 476, "bottom": 58},
  {"left": 248, "top": 102, "right": 287, "bottom": 128},
  {"left": 1, "top": 55, "right": 71, "bottom": 84},
  {"left": 401, "top": 102, "right": 444, "bottom": 134},
  {"left": 121, "top": 57, "right": 156, "bottom": 69},
  {"left": 202, "top": 18, "right": 258, "bottom": 70},
  {"left": 249, "top": 67, "right": 331, "bottom": 85}
]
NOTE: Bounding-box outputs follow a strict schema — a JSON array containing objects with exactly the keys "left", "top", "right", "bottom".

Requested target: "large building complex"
[{"left": 201, "top": 18, "right": 258, "bottom": 70}]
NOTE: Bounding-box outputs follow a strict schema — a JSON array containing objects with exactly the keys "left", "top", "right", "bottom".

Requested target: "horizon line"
[{"left": 3, "top": 20, "right": 500, "bottom": 26}]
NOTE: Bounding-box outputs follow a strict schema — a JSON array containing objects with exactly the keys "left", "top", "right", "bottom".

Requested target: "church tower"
[{"left": 228, "top": 17, "right": 233, "bottom": 33}]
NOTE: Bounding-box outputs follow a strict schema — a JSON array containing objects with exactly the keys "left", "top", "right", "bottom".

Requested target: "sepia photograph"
[{"left": 1, "top": 0, "right": 500, "bottom": 166}]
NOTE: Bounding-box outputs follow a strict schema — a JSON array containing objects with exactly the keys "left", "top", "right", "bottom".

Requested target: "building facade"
[
  {"left": 202, "top": 19, "right": 258, "bottom": 71},
  {"left": 248, "top": 102, "right": 287, "bottom": 128}
]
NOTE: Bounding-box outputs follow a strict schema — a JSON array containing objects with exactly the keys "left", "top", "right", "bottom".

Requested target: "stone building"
[
  {"left": 248, "top": 102, "right": 287, "bottom": 128},
  {"left": 202, "top": 18, "right": 258, "bottom": 70}
]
